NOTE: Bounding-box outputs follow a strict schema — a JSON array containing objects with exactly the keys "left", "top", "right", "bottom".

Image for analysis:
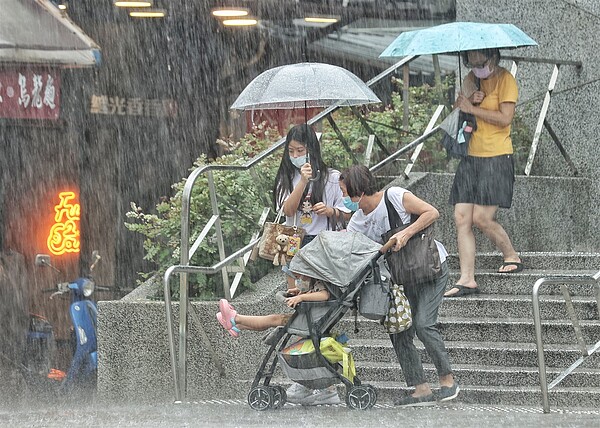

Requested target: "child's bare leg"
[{"left": 235, "top": 313, "right": 289, "bottom": 331}]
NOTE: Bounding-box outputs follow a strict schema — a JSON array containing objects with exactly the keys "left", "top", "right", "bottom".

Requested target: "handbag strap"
[
  {"left": 275, "top": 205, "right": 301, "bottom": 231},
  {"left": 384, "top": 189, "right": 418, "bottom": 229}
]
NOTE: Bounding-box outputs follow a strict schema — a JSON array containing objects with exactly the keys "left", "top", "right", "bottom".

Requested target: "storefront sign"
[
  {"left": 0, "top": 68, "right": 61, "bottom": 120},
  {"left": 47, "top": 191, "right": 80, "bottom": 256},
  {"left": 90, "top": 94, "right": 178, "bottom": 118}
]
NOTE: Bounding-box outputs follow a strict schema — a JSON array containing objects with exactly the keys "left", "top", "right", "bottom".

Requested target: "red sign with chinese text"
[{"left": 0, "top": 68, "right": 61, "bottom": 120}]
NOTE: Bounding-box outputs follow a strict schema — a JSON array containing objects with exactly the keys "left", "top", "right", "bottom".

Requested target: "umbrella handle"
[
  {"left": 308, "top": 170, "right": 321, "bottom": 182},
  {"left": 306, "top": 152, "right": 320, "bottom": 182}
]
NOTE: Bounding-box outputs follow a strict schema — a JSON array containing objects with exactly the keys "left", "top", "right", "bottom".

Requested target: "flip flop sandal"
[
  {"left": 444, "top": 284, "right": 480, "bottom": 298},
  {"left": 219, "top": 298, "right": 238, "bottom": 330},
  {"left": 497, "top": 261, "right": 524, "bottom": 273},
  {"left": 216, "top": 312, "right": 240, "bottom": 338}
]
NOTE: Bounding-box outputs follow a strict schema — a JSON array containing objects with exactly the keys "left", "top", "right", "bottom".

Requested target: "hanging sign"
[
  {"left": 0, "top": 68, "right": 61, "bottom": 120},
  {"left": 47, "top": 191, "right": 81, "bottom": 256}
]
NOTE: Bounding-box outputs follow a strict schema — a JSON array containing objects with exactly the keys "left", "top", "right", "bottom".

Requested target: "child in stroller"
[
  {"left": 216, "top": 275, "right": 330, "bottom": 337},
  {"left": 219, "top": 231, "right": 384, "bottom": 411}
]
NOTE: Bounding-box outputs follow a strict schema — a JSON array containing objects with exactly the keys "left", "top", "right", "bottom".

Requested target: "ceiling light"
[
  {"left": 114, "top": 1, "right": 152, "bottom": 7},
  {"left": 211, "top": 8, "right": 249, "bottom": 18},
  {"left": 129, "top": 9, "right": 166, "bottom": 18},
  {"left": 222, "top": 18, "right": 258, "bottom": 26},
  {"left": 58, "top": 4, "right": 67, "bottom": 10},
  {"left": 304, "top": 16, "right": 339, "bottom": 24}
]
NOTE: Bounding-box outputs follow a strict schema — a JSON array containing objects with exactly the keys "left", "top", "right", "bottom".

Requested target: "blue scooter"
[{"left": 34, "top": 251, "right": 104, "bottom": 393}]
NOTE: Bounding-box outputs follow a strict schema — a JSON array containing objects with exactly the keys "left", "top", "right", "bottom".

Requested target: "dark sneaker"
[
  {"left": 438, "top": 383, "right": 460, "bottom": 402},
  {"left": 393, "top": 393, "right": 437, "bottom": 407}
]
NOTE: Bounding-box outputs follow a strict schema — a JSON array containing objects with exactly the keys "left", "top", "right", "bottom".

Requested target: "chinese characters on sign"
[
  {"left": 90, "top": 95, "right": 178, "bottom": 118},
  {"left": 47, "top": 191, "right": 81, "bottom": 256},
  {"left": 0, "top": 69, "right": 61, "bottom": 120}
]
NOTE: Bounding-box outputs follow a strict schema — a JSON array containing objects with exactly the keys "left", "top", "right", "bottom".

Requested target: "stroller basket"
[{"left": 278, "top": 353, "right": 338, "bottom": 391}]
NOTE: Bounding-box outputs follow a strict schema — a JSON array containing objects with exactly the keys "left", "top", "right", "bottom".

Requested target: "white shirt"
[
  {"left": 347, "top": 187, "right": 447, "bottom": 263},
  {"left": 280, "top": 169, "right": 348, "bottom": 236}
]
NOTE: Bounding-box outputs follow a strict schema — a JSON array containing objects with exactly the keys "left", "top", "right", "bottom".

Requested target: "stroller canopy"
[{"left": 289, "top": 231, "right": 382, "bottom": 288}]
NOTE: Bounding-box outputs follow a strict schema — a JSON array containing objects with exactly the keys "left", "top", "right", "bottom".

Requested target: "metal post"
[
  {"left": 207, "top": 171, "right": 230, "bottom": 300},
  {"left": 403, "top": 65, "right": 410, "bottom": 131},
  {"left": 404, "top": 105, "right": 445, "bottom": 178},
  {"left": 532, "top": 278, "right": 550, "bottom": 413},
  {"left": 164, "top": 266, "right": 181, "bottom": 402},
  {"left": 524, "top": 64, "right": 560, "bottom": 176}
]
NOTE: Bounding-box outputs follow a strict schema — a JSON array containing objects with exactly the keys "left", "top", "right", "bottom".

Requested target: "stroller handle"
[{"left": 380, "top": 237, "right": 396, "bottom": 254}]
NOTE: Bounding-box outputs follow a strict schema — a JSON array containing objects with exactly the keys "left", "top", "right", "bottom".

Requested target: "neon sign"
[{"left": 47, "top": 191, "right": 80, "bottom": 256}]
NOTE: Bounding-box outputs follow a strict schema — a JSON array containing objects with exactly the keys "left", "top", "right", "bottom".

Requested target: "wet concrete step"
[
  {"left": 367, "top": 382, "right": 600, "bottom": 408},
  {"left": 355, "top": 361, "right": 600, "bottom": 388},
  {"left": 447, "top": 270, "right": 600, "bottom": 296},
  {"left": 348, "top": 338, "right": 600, "bottom": 369},
  {"left": 335, "top": 316, "right": 600, "bottom": 344},
  {"left": 445, "top": 252, "right": 600, "bottom": 271},
  {"left": 439, "top": 294, "right": 599, "bottom": 320},
  {"left": 438, "top": 317, "right": 600, "bottom": 345}
]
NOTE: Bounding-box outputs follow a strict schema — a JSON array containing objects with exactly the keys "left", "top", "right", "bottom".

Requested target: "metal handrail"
[
  {"left": 164, "top": 53, "right": 583, "bottom": 402},
  {"left": 532, "top": 271, "right": 600, "bottom": 413}
]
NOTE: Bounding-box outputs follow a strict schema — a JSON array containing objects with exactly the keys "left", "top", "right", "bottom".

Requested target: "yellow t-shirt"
[{"left": 467, "top": 68, "right": 518, "bottom": 157}]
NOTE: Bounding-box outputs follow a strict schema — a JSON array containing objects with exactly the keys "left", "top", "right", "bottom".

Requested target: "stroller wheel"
[
  {"left": 247, "top": 386, "right": 274, "bottom": 411},
  {"left": 270, "top": 385, "right": 287, "bottom": 409},
  {"left": 362, "top": 384, "right": 377, "bottom": 408},
  {"left": 346, "top": 385, "right": 376, "bottom": 410}
]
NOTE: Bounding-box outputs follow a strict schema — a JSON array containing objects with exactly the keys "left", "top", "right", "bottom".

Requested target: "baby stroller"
[{"left": 247, "top": 231, "right": 385, "bottom": 411}]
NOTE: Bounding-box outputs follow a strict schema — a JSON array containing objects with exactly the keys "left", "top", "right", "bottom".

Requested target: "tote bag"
[
  {"left": 382, "top": 190, "right": 441, "bottom": 286},
  {"left": 257, "top": 208, "right": 305, "bottom": 261}
]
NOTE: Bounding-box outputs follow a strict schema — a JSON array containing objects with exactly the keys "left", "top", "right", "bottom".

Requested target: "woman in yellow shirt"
[{"left": 445, "top": 48, "right": 523, "bottom": 298}]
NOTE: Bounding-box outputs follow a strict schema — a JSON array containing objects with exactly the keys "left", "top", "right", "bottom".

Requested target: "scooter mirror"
[{"left": 35, "top": 254, "right": 51, "bottom": 267}]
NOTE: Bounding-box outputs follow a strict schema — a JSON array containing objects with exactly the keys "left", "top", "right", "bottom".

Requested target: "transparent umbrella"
[{"left": 230, "top": 62, "right": 381, "bottom": 111}]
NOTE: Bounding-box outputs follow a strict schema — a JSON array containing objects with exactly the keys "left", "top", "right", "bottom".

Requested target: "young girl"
[
  {"left": 272, "top": 124, "right": 348, "bottom": 289},
  {"left": 216, "top": 274, "right": 330, "bottom": 338}
]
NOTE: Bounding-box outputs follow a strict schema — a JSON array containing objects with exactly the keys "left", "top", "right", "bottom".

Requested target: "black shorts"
[{"left": 449, "top": 155, "right": 515, "bottom": 208}]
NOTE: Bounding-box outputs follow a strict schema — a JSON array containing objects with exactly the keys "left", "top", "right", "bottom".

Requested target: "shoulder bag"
[{"left": 381, "top": 189, "right": 442, "bottom": 286}]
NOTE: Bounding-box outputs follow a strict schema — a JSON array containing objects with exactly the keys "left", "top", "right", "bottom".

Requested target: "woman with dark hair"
[
  {"left": 339, "top": 165, "right": 458, "bottom": 406},
  {"left": 273, "top": 124, "right": 348, "bottom": 283},
  {"left": 445, "top": 48, "right": 523, "bottom": 298}
]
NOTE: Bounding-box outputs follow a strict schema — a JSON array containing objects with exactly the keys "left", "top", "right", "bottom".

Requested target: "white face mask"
[
  {"left": 290, "top": 155, "right": 307, "bottom": 168},
  {"left": 472, "top": 64, "right": 493, "bottom": 79}
]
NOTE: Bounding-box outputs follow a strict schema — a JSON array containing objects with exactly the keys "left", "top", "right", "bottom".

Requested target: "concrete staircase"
[
  {"left": 333, "top": 252, "right": 600, "bottom": 408},
  {"left": 97, "top": 173, "right": 600, "bottom": 408}
]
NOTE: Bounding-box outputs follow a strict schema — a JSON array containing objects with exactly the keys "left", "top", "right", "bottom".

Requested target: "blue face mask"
[
  {"left": 343, "top": 195, "right": 360, "bottom": 212},
  {"left": 290, "top": 155, "right": 307, "bottom": 169}
]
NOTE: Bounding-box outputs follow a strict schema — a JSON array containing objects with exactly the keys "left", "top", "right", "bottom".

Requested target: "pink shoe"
[
  {"left": 219, "top": 299, "right": 237, "bottom": 329},
  {"left": 216, "top": 312, "right": 239, "bottom": 338}
]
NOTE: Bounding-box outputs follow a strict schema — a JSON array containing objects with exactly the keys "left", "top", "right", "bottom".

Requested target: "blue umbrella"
[{"left": 379, "top": 22, "right": 537, "bottom": 57}]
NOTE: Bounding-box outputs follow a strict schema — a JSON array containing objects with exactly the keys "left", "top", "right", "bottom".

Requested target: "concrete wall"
[
  {"left": 457, "top": 0, "right": 600, "bottom": 244},
  {"left": 97, "top": 271, "right": 289, "bottom": 402}
]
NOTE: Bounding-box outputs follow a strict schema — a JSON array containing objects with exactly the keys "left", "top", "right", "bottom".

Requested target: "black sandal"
[
  {"left": 497, "top": 261, "right": 524, "bottom": 273},
  {"left": 444, "top": 284, "right": 480, "bottom": 298}
]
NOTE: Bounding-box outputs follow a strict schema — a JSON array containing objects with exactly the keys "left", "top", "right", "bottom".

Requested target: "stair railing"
[
  {"left": 163, "top": 53, "right": 583, "bottom": 402},
  {"left": 532, "top": 272, "right": 600, "bottom": 413}
]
